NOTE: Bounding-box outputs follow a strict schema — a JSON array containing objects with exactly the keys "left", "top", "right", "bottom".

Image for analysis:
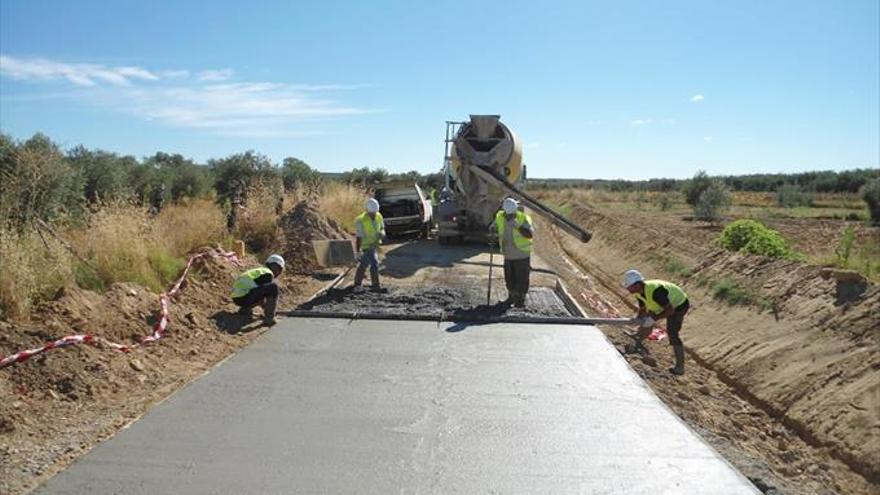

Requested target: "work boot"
[
  {"left": 262, "top": 296, "right": 278, "bottom": 326},
  {"left": 670, "top": 345, "right": 685, "bottom": 375}
]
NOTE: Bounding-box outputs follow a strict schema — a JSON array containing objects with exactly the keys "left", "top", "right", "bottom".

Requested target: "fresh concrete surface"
[{"left": 36, "top": 318, "right": 757, "bottom": 494}]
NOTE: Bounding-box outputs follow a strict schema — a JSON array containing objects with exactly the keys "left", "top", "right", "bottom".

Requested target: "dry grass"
[
  {"left": 1, "top": 180, "right": 364, "bottom": 321},
  {"left": 234, "top": 184, "right": 282, "bottom": 255},
  {"left": 0, "top": 200, "right": 231, "bottom": 321},
  {"left": 68, "top": 203, "right": 176, "bottom": 292},
  {"left": 0, "top": 227, "right": 75, "bottom": 319},
  {"left": 317, "top": 182, "right": 366, "bottom": 233},
  {"left": 156, "top": 199, "right": 229, "bottom": 257}
]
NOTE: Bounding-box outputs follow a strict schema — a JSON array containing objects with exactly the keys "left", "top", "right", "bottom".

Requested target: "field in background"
[{"left": 535, "top": 188, "right": 880, "bottom": 281}]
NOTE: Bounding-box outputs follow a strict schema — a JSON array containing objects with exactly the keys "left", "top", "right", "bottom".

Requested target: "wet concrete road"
[{"left": 36, "top": 318, "right": 756, "bottom": 494}]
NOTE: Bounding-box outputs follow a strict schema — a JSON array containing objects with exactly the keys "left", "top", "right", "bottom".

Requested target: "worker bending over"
[
  {"left": 495, "top": 197, "right": 534, "bottom": 308},
  {"left": 623, "top": 269, "right": 690, "bottom": 375},
  {"left": 231, "top": 254, "right": 285, "bottom": 326},
  {"left": 354, "top": 198, "right": 386, "bottom": 290}
]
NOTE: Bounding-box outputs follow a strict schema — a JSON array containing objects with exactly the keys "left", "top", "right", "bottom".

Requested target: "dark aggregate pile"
[{"left": 296, "top": 286, "right": 573, "bottom": 319}]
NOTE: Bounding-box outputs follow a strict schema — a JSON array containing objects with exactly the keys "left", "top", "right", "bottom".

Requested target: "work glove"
[{"left": 637, "top": 316, "right": 656, "bottom": 329}]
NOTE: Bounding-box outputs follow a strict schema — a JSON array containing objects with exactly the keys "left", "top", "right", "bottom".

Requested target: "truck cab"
[{"left": 374, "top": 182, "right": 433, "bottom": 238}]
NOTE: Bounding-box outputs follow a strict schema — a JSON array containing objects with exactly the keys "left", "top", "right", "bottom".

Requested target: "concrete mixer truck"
[{"left": 437, "top": 115, "right": 592, "bottom": 244}]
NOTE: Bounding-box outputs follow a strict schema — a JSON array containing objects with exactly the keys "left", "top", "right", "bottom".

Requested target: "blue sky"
[{"left": 1, "top": 0, "right": 878, "bottom": 179}]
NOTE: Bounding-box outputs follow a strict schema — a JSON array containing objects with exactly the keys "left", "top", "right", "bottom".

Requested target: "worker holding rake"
[
  {"left": 495, "top": 197, "right": 534, "bottom": 308},
  {"left": 353, "top": 198, "right": 386, "bottom": 291}
]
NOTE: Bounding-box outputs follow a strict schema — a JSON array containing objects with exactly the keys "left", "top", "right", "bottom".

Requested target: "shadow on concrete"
[
  {"left": 380, "top": 239, "right": 486, "bottom": 279},
  {"left": 210, "top": 310, "right": 266, "bottom": 334},
  {"left": 445, "top": 302, "right": 513, "bottom": 332}
]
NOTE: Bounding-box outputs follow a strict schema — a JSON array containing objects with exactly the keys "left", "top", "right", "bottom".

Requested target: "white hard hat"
[
  {"left": 265, "top": 254, "right": 285, "bottom": 271},
  {"left": 365, "top": 198, "right": 380, "bottom": 213},
  {"left": 623, "top": 269, "right": 644, "bottom": 288},
  {"left": 502, "top": 197, "right": 518, "bottom": 214}
]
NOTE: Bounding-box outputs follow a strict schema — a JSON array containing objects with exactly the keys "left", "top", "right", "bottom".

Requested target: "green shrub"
[
  {"left": 719, "top": 219, "right": 796, "bottom": 259},
  {"left": 834, "top": 226, "right": 856, "bottom": 269},
  {"left": 776, "top": 184, "right": 813, "bottom": 208},
  {"left": 682, "top": 170, "right": 713, "bottom": 207},
  {"left": 711, "top": 278, "right": 771, "bottom": 309},
  {"left": 664, "top": 257, "right": 692, "bottom": 278},
  {"left": 861, "top": 178, "right": 880, "bottom": 225},
  {"left": 742, "top": 231, "right": 794, "bottom": 258},
  {"left": 719, "top": 219, "right": 764, "bottom": 251},
  {"left": 0, "top": 133, "right": 86, "bottom": 230},
  {"left": 656, "top": 194, "right": 673, "bottom": 211},
  {"left": 694, "top": 182, "right": 731, "bottom": 222}
]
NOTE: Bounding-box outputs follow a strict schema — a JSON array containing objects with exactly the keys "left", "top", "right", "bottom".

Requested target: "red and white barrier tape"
[
  {"left": 580, "top": 290, "right": 667, "bottom": 341},
  {"left": 0, "top": 249, "right": 240, "bottom": 369}
]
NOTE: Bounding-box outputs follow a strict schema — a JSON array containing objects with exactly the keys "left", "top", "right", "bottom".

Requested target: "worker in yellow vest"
[
  {"left": 623, "top": 269, "right": 690, "bottom": 375},
  {"left": 495, "top": 197, "right": 534, "bottom": 308},
  {"left": 231, "top": 254, "right": 285, "bottom": 326},
  {"left": 353, "top": 198, "right": 386, "bottom": 290}
]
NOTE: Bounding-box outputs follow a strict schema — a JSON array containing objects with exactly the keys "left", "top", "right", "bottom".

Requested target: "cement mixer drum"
[
  {"left": 438, "top": 114, "right": 592, "bottom": 244},
  {"left": 449, "top": 115, "right": 523, "bottom": 187}
]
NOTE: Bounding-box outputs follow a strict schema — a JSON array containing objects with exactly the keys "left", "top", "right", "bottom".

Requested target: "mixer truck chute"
[{"left": 437, "top": 115, "right": 592, "bottom": 244}]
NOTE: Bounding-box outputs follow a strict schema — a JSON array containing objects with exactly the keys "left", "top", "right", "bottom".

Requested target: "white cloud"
[
  {"left": 703, "top": 136, "right": 713, "bottom": 142},
  {"left": 690, "top": 94, "right": 705, "bottom": 103},
  {"left": 631, "top": 118, "right": 652, "bottom": 126},
  {"left": 161, "top": 69, "right": 190, "bottom": 78},
  {"left": 0, "top": 54, "right": 158, "bottom": 86},
  {"left": 1, "top": 55, "right": 370, "bottom": 137},
  {"left": 136, "top": 83, "right": 368, "bottom": 134},
  {"left": 197, "top": 69, "right": 234, "bottom": 81}
]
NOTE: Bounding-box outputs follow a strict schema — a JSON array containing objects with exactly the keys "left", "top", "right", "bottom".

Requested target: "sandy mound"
[{"left": 279, "top": 201, "right": 350, "bottom": 273}]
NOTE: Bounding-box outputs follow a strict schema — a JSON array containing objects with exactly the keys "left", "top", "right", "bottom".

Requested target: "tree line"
[
  {"left": 0, "top": 133, "right": 447, "bottom": 232},
  {"left": 3, "top": 131, "right": 877, "bottom": 232},
  {"left": 529, "top": 168, "right": 878, "bottom": 194}
]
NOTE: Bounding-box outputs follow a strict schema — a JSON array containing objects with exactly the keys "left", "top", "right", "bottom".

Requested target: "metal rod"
[
  {"left": 469, "top": 166, "right": 592, "bottom": 243},
  {"left": 487, "top": 249, "right": 494, "bottom": 305},
  {"left": 285, "top": 310, "right": 634, "bottom": 326}
]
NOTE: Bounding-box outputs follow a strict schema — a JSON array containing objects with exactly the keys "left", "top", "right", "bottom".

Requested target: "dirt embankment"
[
  {"left": 541, "top": 205, "right": 878, "bottom": 492},
  {"left": 279, "top": 200, "right": 351, "bottom": 274},
  {"left": 0, "top": 201, "right": 339, "bottom": 495}
]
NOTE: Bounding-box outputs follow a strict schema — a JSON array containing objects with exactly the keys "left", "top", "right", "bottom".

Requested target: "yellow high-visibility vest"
[
  {"left": 231, "top": 267, "right": 273, "bottom": 298},
  {"left": 635, "top": 280, "right": 688, "bottom": 313},
  {"left": 355, "top": 212, "right": 384, "bottom": 251},
  {"left": 495, "top": 210, "right": 533, "bottom": 255}
]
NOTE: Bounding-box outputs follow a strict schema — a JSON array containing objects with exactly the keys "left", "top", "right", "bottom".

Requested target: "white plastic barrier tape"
[{"left": 0, "top": 249, "right": 240, "bottom": 369}]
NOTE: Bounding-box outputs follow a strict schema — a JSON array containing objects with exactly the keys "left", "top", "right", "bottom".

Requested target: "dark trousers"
[
  {"left": 354, "top": 248, "right": 380, "bottom": 288},
  {"left": 232, "top": 282, "right": 279, "bottom": 309},
  {"left": 667, "top": 300, "right": 689, "bottom": 346},
  {"left": 503, "top": 257, "right": 531, "bottom": 303}
]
